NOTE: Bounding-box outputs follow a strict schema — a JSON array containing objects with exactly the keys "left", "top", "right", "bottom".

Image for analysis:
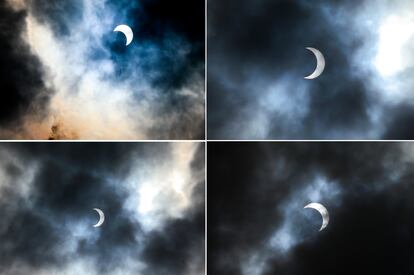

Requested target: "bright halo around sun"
[{"left": 375, "top": 15, "right": 414, "bottom": 77}]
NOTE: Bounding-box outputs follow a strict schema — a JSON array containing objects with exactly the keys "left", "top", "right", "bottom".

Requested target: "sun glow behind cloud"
[
  {"left": 126, "top": 143, "right": 202, "bottom": 232},
  {"left": 375, "top": 15, "right": 414, "bottom": 77},
  {"left": 354, "top": 3, "right": 414, "bottom": 105}
]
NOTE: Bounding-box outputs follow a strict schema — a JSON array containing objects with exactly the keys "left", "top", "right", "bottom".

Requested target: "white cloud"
[{"left": 125, "top": 143, "right": 202, "bottom": 232}]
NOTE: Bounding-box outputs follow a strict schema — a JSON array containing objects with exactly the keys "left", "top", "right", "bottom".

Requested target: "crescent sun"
[
  {"left": 113, "top": 24, "right": 134, "bottom": 46},
  {"left": 304, "top": 202, "right": 329, "bottom": 231},
  {"left": 304, "top": 47, "right": 325, "bottom": 79},
  {"left": 93, "top": 208, "right": 105, "bottom": 228}
]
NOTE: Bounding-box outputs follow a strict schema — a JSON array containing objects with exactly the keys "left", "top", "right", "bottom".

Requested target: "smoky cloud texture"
[
  {"left": 0, "top": 1, "right": 49, "bottom": 127},
  {"left": 208, "top": 142, "right": 414, "bottom": 275},
  {"left": 0, "top": 0, "right": 204, "bottom": 139},
  {"left": 208, "top": 0, "right": 414, "bottom": 139},
  {"left": 0, "top": 142, "right": 204, "bottom": 275}
]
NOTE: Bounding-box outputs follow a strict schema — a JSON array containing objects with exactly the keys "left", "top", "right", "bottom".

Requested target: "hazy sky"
[
  {"left": 0, "top": 0, "right": 204, "bottom": 139},
  {"left": 208, "top": 0, "right": 414, "bottom": 139},
  {"left": 0, "top": 142, "right": 204, "bottom": 275},
  {"left": 209, "top": 142, "right": 414, "bottom": 275}
]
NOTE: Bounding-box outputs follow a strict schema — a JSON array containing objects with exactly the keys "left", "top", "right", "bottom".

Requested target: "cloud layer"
[
  {"left": 0, "top": 0, "right": 204, "bottom": 139},
  {"left": 0, "top": 142, "right": 204, "bottom": 274}
]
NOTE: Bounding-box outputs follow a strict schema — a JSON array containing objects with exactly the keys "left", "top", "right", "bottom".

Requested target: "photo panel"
[
  {"left": 0, "top": 0, "right": 205, "bottom": 140},
  {"left": 0, "top": 142, "right": 205, "bottom": 274},
  {"left": 208, "top": 142, "right": 414, "bottom": 274},
  {"left": 208, "top": 0, "right": 414, "bottom": 140}
]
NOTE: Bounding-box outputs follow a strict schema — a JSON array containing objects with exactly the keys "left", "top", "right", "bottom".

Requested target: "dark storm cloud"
[
  {"left": 0, "top": 1, "right": 49, "bottom": 128},
  {"left": 207, "top": 0, "right": 394, "bottom": 139},
  {"left": 142, "top": 210, "right": 205, "bottom": 275},
  {"left": 0, "top": 200, "right": 61, "bottom": 270},
  {"left": 11, "top": 142, "right": 164, "bottom": 175},
  {"left": 208, "top": 142, "right": 414, "bottom": 275},
  {"left": 382, "top": 104, "right": 414, "bottom": 139},
  {"left": 0, "top": 143, "right": 204, "bottom": 274}
]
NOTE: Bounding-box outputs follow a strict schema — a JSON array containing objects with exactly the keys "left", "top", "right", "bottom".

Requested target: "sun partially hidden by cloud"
[{"left": 0, "top": 0, "right": 204, "bottom": 139}]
